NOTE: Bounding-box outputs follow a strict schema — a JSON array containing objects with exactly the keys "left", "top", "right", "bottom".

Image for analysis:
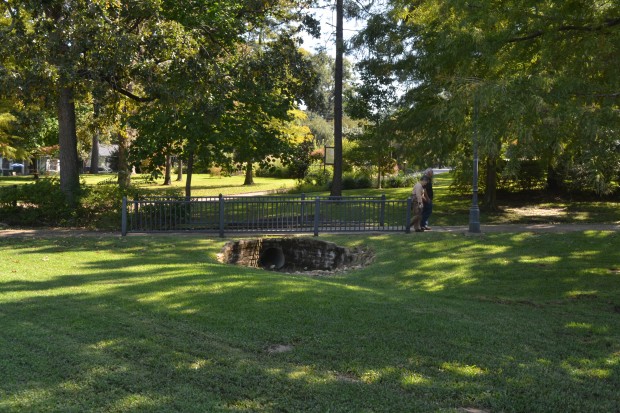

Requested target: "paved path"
[{"left": 0, "top": 223, "right": 618, "bottom": 238}]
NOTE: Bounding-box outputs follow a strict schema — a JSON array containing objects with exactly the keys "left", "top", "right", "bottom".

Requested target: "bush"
[
  {"left": 341, "top": 172, "right": 373, "bottom": 190},
  {"left": 383, "top": 173, "right": 418, "bottom": 189},
  {"left": 0, "top": 179, "right": 73, "bottom": 226},
  {"left": 303, "top": 169, "right": 332, "bottom": 187},
  {"left": 0, "top": 178, "right": 183, "bottom": 229},
  {"left": 80, "top": 182, "right": 182, "bottom": 230},
  {"left": 256, "top": 163, "right": 291, "bottom": 178},
  {"left": 0, "top": 185, "right": 20, "bottom": 208}
]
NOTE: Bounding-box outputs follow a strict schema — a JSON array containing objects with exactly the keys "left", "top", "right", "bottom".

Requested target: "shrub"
[
  {"left": 341, "top": 171, "right": 373, "bottom": 190},
  {"left": 303, "top": 169, "right": 331, "bottom": 187},
  {"left": 82, "top": 183, "right": 183, "bottom": 230},
  {"left": 0, "top": 185, "right": 20, "bottom": 208},
  {"left": 256, "top": 162, "right": 291, "bottom": 178},
  {"left": 383, "top": 173, "right": 417, "bottom": 188},
  {"left": 0, "top": 178, "right": 183, "bottom": 229},
  {"left": 0, "top": 179, "right": 73, "bottom": 226}
]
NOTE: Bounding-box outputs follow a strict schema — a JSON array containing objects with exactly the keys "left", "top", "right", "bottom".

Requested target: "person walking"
[
  {"left": 421, "top": 168, "right": 434, "bottom": 230},
  {"left": 411, "top": 175, "right": 430, "bottom": 232}
]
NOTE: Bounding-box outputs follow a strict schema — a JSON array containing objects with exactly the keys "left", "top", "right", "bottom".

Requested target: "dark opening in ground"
[{"left": 218, "top": 238, "right": 374, "bottom": 274}]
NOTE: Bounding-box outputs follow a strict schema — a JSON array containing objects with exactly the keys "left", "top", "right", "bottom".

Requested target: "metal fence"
[{"left": 121, "top": 194, "right": 414, "bottom": 236}]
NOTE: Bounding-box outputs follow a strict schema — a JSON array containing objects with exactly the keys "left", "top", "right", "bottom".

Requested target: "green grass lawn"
[
  {"left": 79, "top": 174, "right": 298, "bottom": 197},
  {"left": 0, "top": 173, "right": 297, "bottom": 196},
  {"left": 1, "top": 232, "right": 619, "bottom": 412},
  {"left": 302, "top": 173, "right": 620, "bottom": 226}
]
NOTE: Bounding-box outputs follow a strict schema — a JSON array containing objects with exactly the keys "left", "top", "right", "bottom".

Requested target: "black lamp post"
[{"left": 469, "top": 93, "right": 481, "bottom": 233}]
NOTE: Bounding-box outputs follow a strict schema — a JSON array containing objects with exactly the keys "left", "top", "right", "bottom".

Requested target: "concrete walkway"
[{"left": 0, "top": 223, "right": 618, "bottom": 238}]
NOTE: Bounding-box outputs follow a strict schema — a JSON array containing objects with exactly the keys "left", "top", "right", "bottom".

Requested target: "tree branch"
[
  {"left": 574, "top": 92, "right": 620, "bottom": 99},
  {"left": 105, "top": 77, "right": 156, "bottom": 102},
  {"left": 508, "top": 17, "right": 620, "bottom": 43}
]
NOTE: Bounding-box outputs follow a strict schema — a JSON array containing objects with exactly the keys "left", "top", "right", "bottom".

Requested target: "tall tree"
[
  {"left": 222, "top": 37, "right": 320, "bottom": 186},
  {"left": 1, "top": 0, "right": 317, "bottom": 199},
  {"left": 331, "top": 0, "right": 344, "bottom": 196},
  {"left": 352, "top": 0, "right": 620, "bottom": 203}
]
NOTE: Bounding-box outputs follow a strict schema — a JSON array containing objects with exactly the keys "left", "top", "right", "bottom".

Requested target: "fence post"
[
  {"left": 300, "top": 193, "right": 306, "bottom": 226},
  {"left": 219, "top": 193, "right": 225, "bottom": 237},
  {"left": 121, "top": 196, "right": 127, "bottom": 236},
  {"left": 133, "top": 198, "right": 140, "bottom": 230},
  {"left": 405, "top": 197, "right": 412, "bottom": 233},
  {"left": 313, "top": 197, "right": 320, "bottom": 237},
  {"left": 379, "top": 193, "right": 386, "bottom": 227}
]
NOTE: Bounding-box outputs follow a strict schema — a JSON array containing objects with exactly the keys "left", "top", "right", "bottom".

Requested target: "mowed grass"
[
  {"left": 1, "top": 231, "right": 619, "bottom": 412},
  {"left": 90, "top": 174, "right": 298, "bottom": 197},
  {"left": 0, "top": 173, "right": 297, "bottom": 197}
]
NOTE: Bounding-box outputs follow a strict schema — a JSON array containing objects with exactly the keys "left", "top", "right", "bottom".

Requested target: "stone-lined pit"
[{"left": 218, "top": 238, "right": 374, "bottom": 274}]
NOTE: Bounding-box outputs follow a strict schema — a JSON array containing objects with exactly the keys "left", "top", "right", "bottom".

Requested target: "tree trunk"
[
  {"left": 483, "top": 156, "right": 498, "bottom": 210},
  {"left": 163, "top": 153, "right": 172, "bottom": 185},
  {"left": 117, "top": 130, "right": 131, "bottom": 189},
  {"left": 58, "top": 85, "right": 80, "bottom": 202},
  {"left": 244, "top": 161, "right": 254, "bottom": 185},
  {"left": 90, "top": 134, "right": 100, "bottom": 174},
  {"left": 90, "top": 101, "right": 100, "bottom": 174},
  {"left": 546, "top": 161, "right": 562, "bottom": 193},
  {"left": 330, "top": 0, "right": 344, "bottom": 197},
  {"left": 176, "top": 158, "right": 183, "bottom": 181},
  {"left": 185, "top": 150, "right": 194, "bottom": 198}
]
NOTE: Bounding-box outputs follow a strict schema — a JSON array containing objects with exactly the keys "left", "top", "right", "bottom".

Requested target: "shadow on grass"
[{"left": 0, "top": 232, "right": 619, "bottom": 412}]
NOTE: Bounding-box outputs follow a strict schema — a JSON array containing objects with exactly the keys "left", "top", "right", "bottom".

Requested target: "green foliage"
[
  {"left": 0, "top": 184, "right": 19, "bottom": 208},
  {"left": 351, "top": 0, "right": 620, "bottom": 201},
  {"left": 255, "top": 162, "right": 291, "bottom": 179},
  {"left": 0, "top": 179, "right": 73, "bottom": 226},
  {"left": 304, "top": 50, "right": 355, "bottom": 119},
  {"left": 281, "top": 140, "right": 315, "bottom": 180},
  {"left": 340, "top": 171, "right": 373, "bottom": 189},
  {"left": 304, "top": 113, "right": 333, "bottom": 146},
  {"left": 303, "top": 168, "right": 332, "bottom": 186},
  {"left": 382, "top": 173, "right": 418, "bottom": 189},
  {"left": 0, "top": 177, "right": 183, "bottom": 228}
]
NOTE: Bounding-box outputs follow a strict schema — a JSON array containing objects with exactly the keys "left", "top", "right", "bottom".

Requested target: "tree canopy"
[
  {"left": 0, "top": 0, "right": 319, "bottom": 199},
  {"left": 352, "top": 0, "right": 620, "bottom": 201}
]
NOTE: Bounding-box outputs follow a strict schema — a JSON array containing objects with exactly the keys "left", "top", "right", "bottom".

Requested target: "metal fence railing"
[{"left": 121, "top": 194, "right": 414, "bottom": 236}]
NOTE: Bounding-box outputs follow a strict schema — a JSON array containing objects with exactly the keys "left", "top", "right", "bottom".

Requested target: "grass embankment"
[{"left": 1, "top": 232, "right": 619, "bottom": 412}]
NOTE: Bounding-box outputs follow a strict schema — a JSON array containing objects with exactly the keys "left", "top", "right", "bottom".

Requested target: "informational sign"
[{"left": 324, "top": 146, "right": 335, "bottom": 165}]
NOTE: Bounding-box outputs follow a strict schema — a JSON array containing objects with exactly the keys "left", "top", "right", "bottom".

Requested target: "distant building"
[
  {"left": 33, "top": 146, "right": 60, "bottom": 175},
  {"left": 85, "top": 143, "right": 117, "bottom": 172},
  {"left": 1, "top": 156, "right": 29, "bottom": 176}
]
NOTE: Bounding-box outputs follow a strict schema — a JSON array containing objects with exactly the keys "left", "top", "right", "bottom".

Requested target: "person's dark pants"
[{"left": 421, "top": 199, "right": 433, "bottom": 228}]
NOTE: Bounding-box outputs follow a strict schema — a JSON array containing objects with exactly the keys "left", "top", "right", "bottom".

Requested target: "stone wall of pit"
[{"left": 219, "top": 238, "right": 374, "bottom": 272}]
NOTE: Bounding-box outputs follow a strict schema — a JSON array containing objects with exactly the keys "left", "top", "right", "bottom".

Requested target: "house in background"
[
  {"left": 1, "top": 143, "right": 119, "bottom": 176},
  {"left": 1, "top": 157, "right": 12, "bottom": 176},
  {"left": 33, "top": 146, "right": 60, "bottom": 175},
  {"left": 85, "top": 143, "right": 117, "bottom": 172},
  {"left": 1, "top": 156, "right": 29, "bottom": 176}
]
